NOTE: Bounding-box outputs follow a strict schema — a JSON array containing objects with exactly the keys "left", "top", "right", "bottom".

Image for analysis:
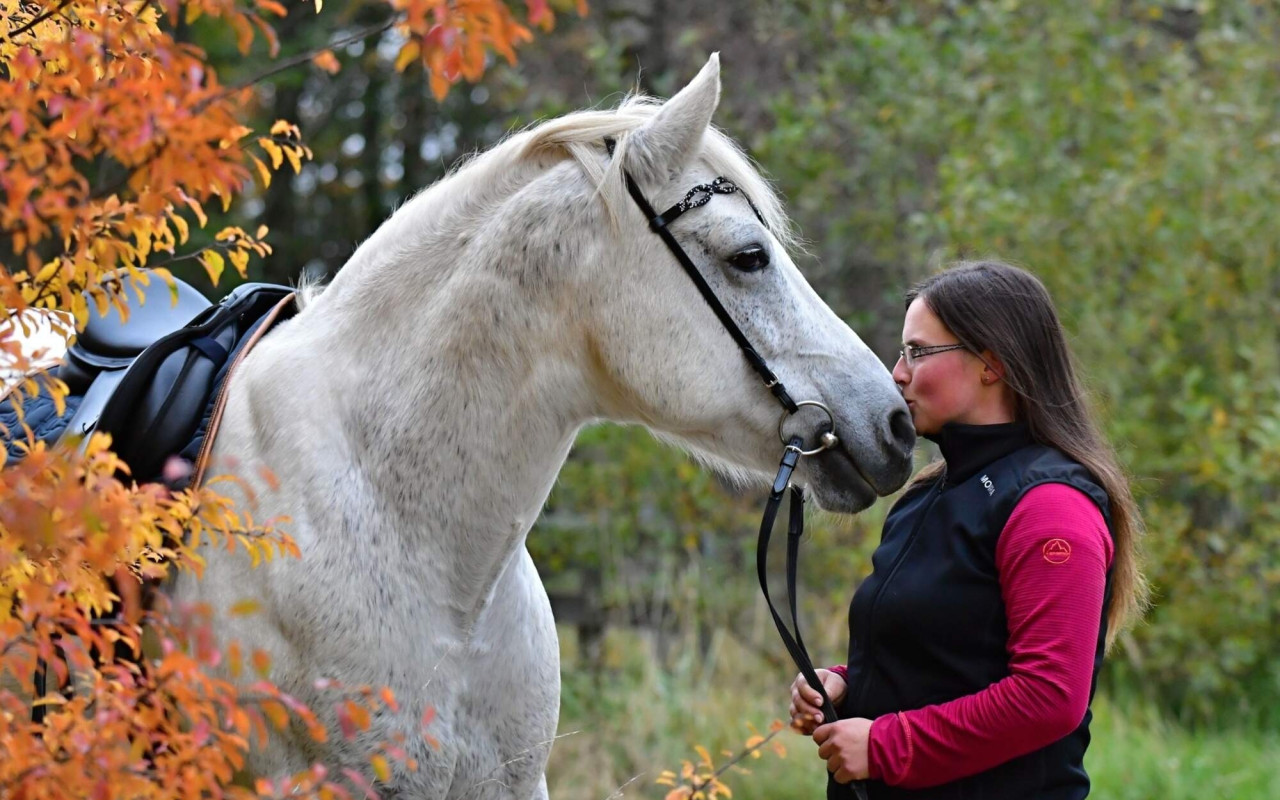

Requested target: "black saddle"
[
  {"left": 57, "top": 275, "right": 213, "bottom": 450},
  {"left": 2, "top": 271, "right": 295, "bottom": 484}
]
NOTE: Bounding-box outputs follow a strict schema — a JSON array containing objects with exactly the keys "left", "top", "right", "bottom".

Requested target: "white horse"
[{"left": 172, "top": 55, "right": 914, "bottom": 798}]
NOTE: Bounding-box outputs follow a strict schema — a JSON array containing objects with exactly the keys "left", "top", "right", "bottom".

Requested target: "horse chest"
[{"left": 186, "top": 528, "right": 561, "bottom": 799}]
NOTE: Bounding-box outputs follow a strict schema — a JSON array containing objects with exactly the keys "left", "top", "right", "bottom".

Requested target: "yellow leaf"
[
  {"left": 71, "top": 291, "right": 89, "bottom": 327},
  {"left": 169, "top": 211, "right": 190, "bottom": 244},
  {"left": 201, "top": 249, "right": 226, "bottom": 285},
  {"left": 284, "top": 145, "right": 302, "bottom": 174},
  {"left": 314, "top": 0, "right": 323, "bottom": 12},
  {"left": 694, "top": 745, "right": 712, "bottom": 767},
  {"left": 370, "top": 754, "right": 391, "bottom": 782},
  {"left": 395, "top": 40, "right": 421, "bottom": 73},
  {"left": 230, "top": 247, "right": 250, "bottom": 277},
  {"left": 229, "top": 599, "right": 261, "bottom": 616},
  {"left": 50, "top": 379, "right": 66, "bottom": 416},
  {"left": 134, "top": 227, "right": 152, "bottom": 262},
  {"left": 256, "top": 224, "right": 269, "bottom": 239},
  {"left": 130, "top": 733, "right": 148, "bottom": 764},
  {"left": 260, "top": 138, "right": 284, "bottom": 169},
  {"left": 35, "top": 261, "right": 59, "bottom": 283},
  {"left": 183, "top": 195, "right": 208, "bottom": 228},
  {"left": 251, "top": 154, "right": 272, "bottom": 188}
]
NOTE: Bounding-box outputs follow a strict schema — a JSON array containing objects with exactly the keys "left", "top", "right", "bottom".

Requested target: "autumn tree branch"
[
  {"left": 3, "top": 0, "right": 74, "bottom": 42},
  {"left": 196, "top": 13, "right": 405, "bottom": 112},
  {"left": 690, "top": 727, "right": 785, "bottom": 795}
]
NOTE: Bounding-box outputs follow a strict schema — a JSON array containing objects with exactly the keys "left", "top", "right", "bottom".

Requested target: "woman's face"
[{"left": 892, "top": 297, "right": 989, "bottom": 436}]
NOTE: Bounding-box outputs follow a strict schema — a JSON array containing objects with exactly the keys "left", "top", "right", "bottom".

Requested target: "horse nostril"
[{"left": 887, "top": 408, "right": 916, "bottom": 456}]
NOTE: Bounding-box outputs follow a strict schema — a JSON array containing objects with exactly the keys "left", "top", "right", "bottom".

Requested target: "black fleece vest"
[{"left": 828, "top": 423, "right": 1113, "bottom": 800}]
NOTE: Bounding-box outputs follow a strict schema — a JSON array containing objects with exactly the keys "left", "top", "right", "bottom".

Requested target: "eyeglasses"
[{"left": 898, "top": 342, "right": 967, "bottom": 368}]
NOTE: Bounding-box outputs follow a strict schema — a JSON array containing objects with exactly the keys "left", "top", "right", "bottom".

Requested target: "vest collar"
[{"left": 924, "top": 421, "right": 1034, "bottom": 486}]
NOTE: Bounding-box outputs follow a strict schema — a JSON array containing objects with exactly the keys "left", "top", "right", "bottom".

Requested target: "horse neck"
[{"left": 281, "top": 176, "right": 598, "bottom": 629}]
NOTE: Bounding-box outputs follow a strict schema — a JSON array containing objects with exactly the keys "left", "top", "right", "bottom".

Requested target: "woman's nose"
[{"left": 892, "top": 356, "right": 910, "bottom": 386}]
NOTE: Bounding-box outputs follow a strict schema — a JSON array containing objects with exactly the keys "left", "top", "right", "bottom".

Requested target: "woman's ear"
[{"left": 979, "top": 350, "right": 1006, "bottom": 386}]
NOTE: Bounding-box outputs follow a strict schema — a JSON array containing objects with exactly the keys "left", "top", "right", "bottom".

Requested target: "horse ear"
[{"left": 624, "top": 53, "right": 721, "bottom": 183}]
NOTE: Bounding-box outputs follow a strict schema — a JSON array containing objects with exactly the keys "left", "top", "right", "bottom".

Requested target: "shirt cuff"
[
  {"left": 828, "top": 664, "right": 848, "bottom": 680},
  {"left": 867, "top": 711, "right": 914, "bottom": 785}
]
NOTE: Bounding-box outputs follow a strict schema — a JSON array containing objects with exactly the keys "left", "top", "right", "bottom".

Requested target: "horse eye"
[{"left": 727, "top": 245, "right": 770, "bottom": 273}]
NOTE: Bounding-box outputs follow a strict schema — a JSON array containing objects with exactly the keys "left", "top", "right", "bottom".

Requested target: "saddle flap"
[
  {"left": 61, "top": 367, "right": 130, "bottom": 445},
  {"left": 94, "top": 283, "right": 295, "bottom": 483}
]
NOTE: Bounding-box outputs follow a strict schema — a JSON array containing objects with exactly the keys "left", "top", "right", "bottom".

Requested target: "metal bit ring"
[{"left": 777, "top": 400, "right": 840, "bottom": 456}]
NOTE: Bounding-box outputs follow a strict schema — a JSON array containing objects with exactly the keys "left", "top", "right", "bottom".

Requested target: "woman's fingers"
[
  {"left": 790, "top": 686, "right": 820, "bottom": 715},
  {"left": 792, "top": 675, "right": 825, "bottom": 707},
  {"left": 788, "top": 673, "right": 829, "bottom": 735}
]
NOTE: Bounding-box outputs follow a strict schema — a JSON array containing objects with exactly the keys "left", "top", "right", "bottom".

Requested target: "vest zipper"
[{"left": 849, "top": 477, "right": 946, "bottom": 716}]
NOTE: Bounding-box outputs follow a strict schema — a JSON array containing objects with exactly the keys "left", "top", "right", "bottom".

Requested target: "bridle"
[{"left": 607, "top": 139, "right": 870, "bottom": 799}]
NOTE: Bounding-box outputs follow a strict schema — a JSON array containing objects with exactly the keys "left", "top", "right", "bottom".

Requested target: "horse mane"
[{"left": 294, "top": 95, "right": 799, "bottom": 312}]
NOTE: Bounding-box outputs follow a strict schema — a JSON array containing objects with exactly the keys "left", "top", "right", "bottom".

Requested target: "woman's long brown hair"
[{"left": 906, "top": 260, "right": 1149, "bottom": 646}]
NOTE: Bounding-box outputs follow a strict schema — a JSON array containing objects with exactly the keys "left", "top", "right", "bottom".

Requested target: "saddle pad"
[{"left": 0, "top": 375, "right": 84, "bottom": 462}]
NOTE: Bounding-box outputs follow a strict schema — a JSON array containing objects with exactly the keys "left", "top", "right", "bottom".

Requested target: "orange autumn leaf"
[
  {"left": 312, "top": 49, "right": 341, "bottom": 75},
  {"left": 251, "top": 648, "right": 272, "bottom": 676}
]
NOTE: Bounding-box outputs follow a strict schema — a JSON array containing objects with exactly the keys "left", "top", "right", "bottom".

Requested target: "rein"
[{"left": 607, "top": 139, "right": 869, "bottom": 799}]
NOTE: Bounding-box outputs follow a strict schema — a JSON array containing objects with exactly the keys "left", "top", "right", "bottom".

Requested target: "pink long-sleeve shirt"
[{"left": 831, "top": 482, "right": 1113, "bottom": 789}]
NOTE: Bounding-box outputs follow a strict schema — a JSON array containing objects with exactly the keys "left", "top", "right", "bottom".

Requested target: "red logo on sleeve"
[{"left": 1042, "top": 538, "right": 1072, "bottom": 565}]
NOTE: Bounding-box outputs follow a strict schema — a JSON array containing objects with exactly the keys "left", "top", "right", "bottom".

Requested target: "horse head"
[{"left": 571, "top": 55, "right": 915, "bottom": 510}]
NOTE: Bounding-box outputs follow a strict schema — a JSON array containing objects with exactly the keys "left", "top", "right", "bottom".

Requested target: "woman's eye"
[{"left": 727, "top": 245, "right": 770, "bottom": 273}]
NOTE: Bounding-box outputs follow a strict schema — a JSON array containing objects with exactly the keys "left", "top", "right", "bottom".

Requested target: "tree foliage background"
[{"left": 4, "top": 0, "right": 1279, "bottom": 796}]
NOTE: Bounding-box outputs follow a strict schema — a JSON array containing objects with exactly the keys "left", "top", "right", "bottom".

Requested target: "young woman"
[{"left": 787, "top": 261, "right": 1147, "bottom": 799}]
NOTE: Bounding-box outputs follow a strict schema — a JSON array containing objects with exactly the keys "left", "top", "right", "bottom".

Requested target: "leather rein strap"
[{"left": 608, "top": 139, "right": 868, "bottom": 799}]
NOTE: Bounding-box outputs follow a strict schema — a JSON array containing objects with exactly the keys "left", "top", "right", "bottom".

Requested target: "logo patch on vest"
[
  {"left": 1042, "top": 538, "right": 1072, "bottom": 565},
  {"left": 980, "top": 474, "right": 995, "bottom": 496}
]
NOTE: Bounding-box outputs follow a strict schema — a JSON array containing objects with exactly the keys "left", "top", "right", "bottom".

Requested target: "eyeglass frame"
[{"left": 897, "top": 342, "right": 968, "bottom": 368}]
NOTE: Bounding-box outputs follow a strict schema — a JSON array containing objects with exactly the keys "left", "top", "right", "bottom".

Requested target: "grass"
[
  {"left": 1085, "top": 700, "right": 1280, "bottom": 800},
  {"left": 545, "top": 625, "right": 1280, "bottom": 800}
]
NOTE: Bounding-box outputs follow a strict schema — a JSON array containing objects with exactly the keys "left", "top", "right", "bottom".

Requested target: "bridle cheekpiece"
[{"left": 604, "top": 136, "right": 869, "bottom": 799}]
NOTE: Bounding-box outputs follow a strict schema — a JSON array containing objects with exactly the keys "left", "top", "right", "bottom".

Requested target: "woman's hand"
[
  {"left": 813, "top": 717, "right": 873, "bottom": 784},
  {"left": 788, "top": 668, "right": 847, "bottom": 734}
]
